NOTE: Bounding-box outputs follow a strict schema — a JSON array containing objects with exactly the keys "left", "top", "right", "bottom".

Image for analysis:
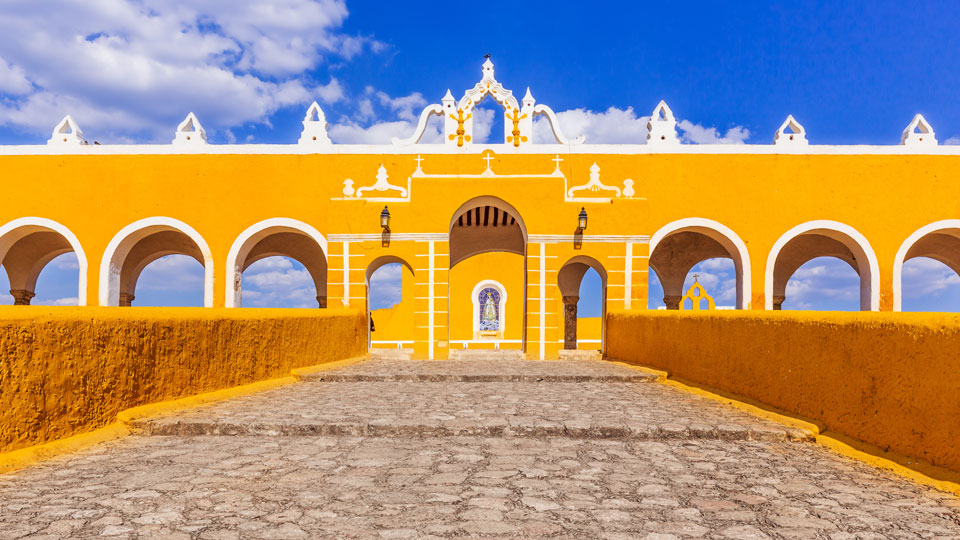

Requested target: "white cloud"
[
  {"left": 944, "top": 137, "right": 960, "bottom": 145},
  {"left": 531, "top": 106, "right": 749, "bottom": 144},
  {"left": 241, "top": 255, "right": 319, "bottom": 308},
  {"left": 678, "top": 119, "right": 750, "bottom": 144},
  {"left": 902, "top": 257, "right": 960, "bottom": 297},
  {"left": 34, "top": 296, "right": 79, "bottom": 306},
  {"left": 137, "top": 254, "right": 204, "bottom": 291},
  {"left": 369, "top": 262, "right": 402, "bottom": 309},
  {"left": 0, "top": 0, "right": 370, "bottom": 141},
  {"left": 782, "top": 257, "right": 860, "bottom": 310}
]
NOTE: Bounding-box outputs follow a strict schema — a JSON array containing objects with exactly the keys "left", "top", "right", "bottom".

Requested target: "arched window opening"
[
  {"left": 780, "top": 257, "right": 860, "bottom": 311},
  {"left": 240, "top": 256, "right": 318, "bottom": 308},
  {"left": 900, "top": 257, "right": 960, "bottom": 312},
  {"left": 133, "top": 254, "right": 205, "bottom": 307},
  {"left": 366, "top": 258, "right": 415, "bottom": 351},
  {"left": 0, "top": 220, "right": 87, "bottom": 306},
  {"left": 558, "top": 256, "right": 607, "bottom": 352}
]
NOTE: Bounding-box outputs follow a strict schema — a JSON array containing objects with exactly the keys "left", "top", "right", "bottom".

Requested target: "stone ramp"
[{"left": 133, "top": 358, "right": 812, "bottom": 442}]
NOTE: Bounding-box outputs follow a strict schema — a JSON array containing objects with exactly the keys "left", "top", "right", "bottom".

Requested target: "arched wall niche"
[
  {"left": 100, "top": 217, "right": 213, "bottom": 307},
  {"left": 648, "top": 218, "right": 751, "bottom": 310},
  {"left": 0, "top": 217, "right": 88, "bottom": 305},
  {"left": 225, "top": 218, "right": 328, "bottom": 308},
  {"left": 765, "top": 220, "right": 879, "bottom": 311}
]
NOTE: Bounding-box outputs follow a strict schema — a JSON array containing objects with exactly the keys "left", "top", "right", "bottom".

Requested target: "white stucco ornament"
[
  {"left": 774, "top": 115, "right": 808, "bottom": 146},
  {"left": 646, "top": 101, "right": 678, "bottom": 145},
  {"left": 172, "top": 112, "right": 207, "bottom": 145},
  {"left": 298, "top": 102, "right": 332, "bottom": 146},
  {"left": 47, "top": 115, "right": 86, "bottom": 146},
  {"left": 900, "top": 113, "right": 937, "bottom": 147}
]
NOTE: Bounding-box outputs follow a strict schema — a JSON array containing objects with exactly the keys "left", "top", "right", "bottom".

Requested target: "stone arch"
[
  {"left": 0, "top": 217, "right": 88, "bottom": 305},
  {"left": 225, "top": 218, "right": 328, "bottom": 308},
  {"left": 649, "top": 218, "right": 751, "bottom": 309},
  {"left": 448, "top": 196, "right": 527, "bottom": 267},
  {"left": 558, "top": 255, "right": 608, "bottom": 351},
  {"left": 893, "top": 220, "right": 960, "bottom": 311},
  {"left": 100, "top": 217, "right": 213, "bottom": 307},
  {"left": 765, "top": 220, "right": 879, "bottom": 311}
]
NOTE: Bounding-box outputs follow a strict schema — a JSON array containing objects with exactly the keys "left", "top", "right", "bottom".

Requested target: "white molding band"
[
  {"left": 649, "top": 217, "right": 752, "bottom": 310},
  {"left": 0, "top": 217, "right": 89, "bottom": 306},
  {"left": 224, "top": 218, "right": 329, "bottom": 308},
  {"left": 6, "top": 143, "right": 960, "bottom": 157},
  {"left": 428, "top": 240, "right": 435, "bottom": 360},
  {"left": 329, "top": 233, "right": 448, "bottom": 242},
  {"left": 99, "top": 216, "right": 214, "bottom": 307},
  {"left": 892, "top": 219, "right": 960, "bottom": 311},
  {"left": 529, "top": 234, "right": 650, "bottom": 243},
  {"left": 539, "top": 242, "right": 546, "bottom": 360},
  {"left": 765, "top": 220, "right": 880, "bottom": 311}
]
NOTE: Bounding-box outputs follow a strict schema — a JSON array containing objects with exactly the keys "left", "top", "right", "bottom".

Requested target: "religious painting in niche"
[{"left": 478, "top": 288, "right": 501, "bottom": 334}]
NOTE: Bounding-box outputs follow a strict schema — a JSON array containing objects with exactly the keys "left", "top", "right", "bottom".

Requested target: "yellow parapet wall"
[
  {"left": 0, "top": 306, "right": 366, "bottom": 453},
  {"left": 606, "top": 310, "right": 960, "bottom": 472}
]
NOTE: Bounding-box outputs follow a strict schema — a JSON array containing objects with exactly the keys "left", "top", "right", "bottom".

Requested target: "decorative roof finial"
[{"left": 482, "top": 55, "right": 494, "bottom": 80}]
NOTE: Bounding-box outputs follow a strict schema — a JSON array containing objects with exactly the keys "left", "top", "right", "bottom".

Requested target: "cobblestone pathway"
[{"left": 1, "top": 358, "right": 959, "bottom": 539}]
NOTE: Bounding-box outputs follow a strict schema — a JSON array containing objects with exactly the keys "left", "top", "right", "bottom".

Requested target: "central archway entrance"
[{"left": 448, "top": 196, "right": 527, "bottom": 352}]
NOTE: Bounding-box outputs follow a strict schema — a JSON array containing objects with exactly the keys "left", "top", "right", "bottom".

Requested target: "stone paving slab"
[
  {"left": 302, "top": 358, "right": 659, "bottom": 383},
  {"left": 132, "top": 381, "right": 812, "bottom": 442},
  {"left": 1, "top": 434, "right": 958, "bottom": 539}
]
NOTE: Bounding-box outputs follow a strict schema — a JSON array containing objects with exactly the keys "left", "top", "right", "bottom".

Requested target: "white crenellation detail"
[
  {"left": 900, "top": 113, "right": 937, "bottom": 147},
  {"left": 172, "top": 112, "right": 207, "bottom": 145},
  {"left": 298, "top": 102, "right": 332, "bottom": 146},
  {"left": 774, "top": 115, "right": 808, "bottom": 146},
  {"left": 47, "top": 115, "right": 86, "bottom": 146},
  {"left": 392, "top": 104, "right": 443, "bottom": 145},
  {"left": 567, "top": 163, "right": 622, "bottom": 198},
  {"left": 646, "top": 100, "right": 678, "bottom": 145},
  {"left": 355, "top": 164, "right": 408, "bottom": 198}
]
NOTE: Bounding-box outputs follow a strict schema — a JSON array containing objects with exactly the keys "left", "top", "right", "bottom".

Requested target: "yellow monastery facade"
[{"left": 1, "top": 59, "right": 959, "bottom": 359}]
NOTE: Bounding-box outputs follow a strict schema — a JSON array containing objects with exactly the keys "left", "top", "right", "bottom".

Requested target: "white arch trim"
[
  {"left": 765, "top": 220, "right": 880, "bottom": 311},
  {"left": 471, "top": 279, "right": 507, "bottom": 338},
  {"left": 100, "top": 217, "right": 214, "bottom": 307},
  {"left": 0, "top": 217, "right": 88, "bottom": 306},
  {"left": 649, "top": 217, "right": 752, "bottom": 309},
  {"left": 225, "top": 218, "right": 328, "bottom": 308},
  {"left": 892, "top": 219, "right": 960, "bottom": 312}
]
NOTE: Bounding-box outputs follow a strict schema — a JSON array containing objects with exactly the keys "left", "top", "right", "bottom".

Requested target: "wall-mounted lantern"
[
  {"left": 380, "top": 205, "right": 391, "bottom": 233},
  {"left": 576, "top": 207, "right": 587, "bottom": 233}
]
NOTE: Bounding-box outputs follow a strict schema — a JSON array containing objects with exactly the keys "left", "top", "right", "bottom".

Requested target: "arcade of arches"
[{"left": 2, "top": 59, "right": 960, "bottom": 358}]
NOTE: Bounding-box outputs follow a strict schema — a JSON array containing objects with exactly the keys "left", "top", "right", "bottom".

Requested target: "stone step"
[
  {"left": 368, "top": 348, "right": 413, "bottom": 360},
  {"left": 131, "top": 418, "right": 809, "bottom": 442},
  {"left": 448, "top": 349, "right": 525, "bottom": 361},
  {"left": 558, "top": 349, "right": 602, "bottom": 361}
]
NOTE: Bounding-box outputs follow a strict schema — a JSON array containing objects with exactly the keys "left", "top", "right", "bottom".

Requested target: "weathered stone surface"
[{"left": 0, "top": 358, "right": 957, "bottom": 538}]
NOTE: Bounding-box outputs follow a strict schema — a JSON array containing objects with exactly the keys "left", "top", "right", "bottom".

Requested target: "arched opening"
[
  {"left": 448, "top": 196, "right": 527, "bottom": 351},
  {"left": 366, "top": 256, "right": 415, "bottom": 351},
  {"left": 650, "top": 257, "right": 738, "bottom": 310},
  {"left": 225, "top": 219, "right": 328, "bottom": 308},
  {"left": 0, "top": 218, "right": 87, "bottom": 305},
  {"left": 648, "top": 218, "right": 751, "bottom": 310},
  {"left": 894, "top": 221, "right": 960, "bottom": 311},
  {"left": 766, "top": 221, "right": 879, "bottom": 311},
  {"left": 558, "top": 256, "right": 607, "bottom": 351},
  {"left": 100, "top": 217, "right": 213, "bottom": 307}
]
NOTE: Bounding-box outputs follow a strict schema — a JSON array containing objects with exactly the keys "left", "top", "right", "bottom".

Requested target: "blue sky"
[{"left": 0, "top": 1, "right": 958, "bottom": 311}]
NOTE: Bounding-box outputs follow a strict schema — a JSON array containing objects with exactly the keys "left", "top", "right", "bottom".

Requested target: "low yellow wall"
[
  {"left": 0, "top": 306, "right": 366, "bottom": 453},
  {"left": 607, "top": 310, "right": 960, "bottom": 472}
]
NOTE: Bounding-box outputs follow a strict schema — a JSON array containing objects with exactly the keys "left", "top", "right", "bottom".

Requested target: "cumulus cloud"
[
  {"left": 531, "top": 106, "right": 749, "bottom": 144},
  {"left": 0, "top": 0, "right": 374, "bottom": 141},
  {"left": 902, "top": 257, "right": 960, "bottom": 297},
  {"left": 369, "top": 262, "right": 402, "bottom": 309},
  {"left": 241, "top": 256, "right": 318, "bottom": 308},
  {"left": 137, "top": 254, "right": 204, "bottom": 291},
  {"left": 782, "top": 257, "right": 860, "bottom": 310},
  {"left": 944, "top": 137, "right": 960, "bottom": 145}
]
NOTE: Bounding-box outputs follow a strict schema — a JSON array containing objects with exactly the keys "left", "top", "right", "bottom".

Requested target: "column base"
[
  {"left": 10, "top": 289, "right": 35, "bottom": 306},
  {"left": 663, "top": 295, "right": 682, "bottom": 310}
]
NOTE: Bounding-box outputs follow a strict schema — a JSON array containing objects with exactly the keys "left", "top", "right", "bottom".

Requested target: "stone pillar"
[
  {"left": 562, "top": 295, "right": 578, "bottom": 350},
  {"left": 316, "top": 296, "right": 327, "bottom": 308},
  {"left": 119, "top": 293, "right": 135, "bottom": 307},
  {"left": 663, "top": 295, "right": 682, "bottom": 310},
  {"left": 10, "top": 289, "right": 35, "bottom": 306},
  {"left": 772, "top": 295, "right": 785, "bottom": 310}
]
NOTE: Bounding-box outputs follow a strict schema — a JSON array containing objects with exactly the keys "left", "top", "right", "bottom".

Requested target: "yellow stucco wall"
[
  {"left": 449, "top": 252, "right": 525, "bottom": 347},
  {"left": 606, "top": 310, "right": 960, "bottom": 472},
  {"left": 0, "top": 306, "right": 366, "bottom": 453}
]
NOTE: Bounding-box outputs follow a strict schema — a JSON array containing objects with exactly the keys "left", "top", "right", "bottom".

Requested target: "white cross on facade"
[
  {"left": 414, "top": 155, "right": 424, "bottom": 170},
  {"left": 482, "top": 153, "right": 494, "bottom": 170},
  {"left": 552, "top": 154, "right": 563, "bottom": 171}
]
